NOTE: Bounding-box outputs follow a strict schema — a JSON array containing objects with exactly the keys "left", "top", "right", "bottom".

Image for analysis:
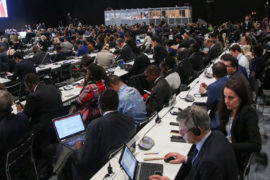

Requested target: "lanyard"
[{"left": 227, "top": 117, "right": 234, "bottom": 138}]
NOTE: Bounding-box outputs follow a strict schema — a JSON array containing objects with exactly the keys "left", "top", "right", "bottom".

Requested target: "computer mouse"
[
  {"left": 164, "top": 156, "right": 176, "bottom": 163},
  {"left": 138, "top": 136, "right": 155, "bottom": 150}
]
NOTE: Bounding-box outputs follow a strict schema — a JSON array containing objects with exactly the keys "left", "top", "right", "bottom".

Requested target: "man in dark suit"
[
  {"left": 22, "top": 73, "right": 65, "bottom": 143},
  {"left": 11, "top": 51, "right": 36, "bottom": 98},
  {"left": 204, "top": 39, "right": 220, "bottom": 65},
  {"left": 0, "top": 46, "right": 9, "bottom": 73},
  {"left": 32, "top": 45, "right": 50, "bottom": 65},
  {"left": 242, "top": 16, "right": 253, "bottom": 34},
  {"left": 115, "top": 38, "right": 135, "bottom": 62},
  {"left": 0, "top": 90, "right": 31, "bottom": 180},
  {"left": 149, "top": 106, "right": 238, "bottom": 180},
  {"left": 71, "top": 90, "right": 135, "bottom": 179},
  {"left": 199, "top": 62, "right": 228, "bottom": 129},
  {"left": 152, "top": 37, "right": 168, "bottom": 65},
  {"left": 176, "top": 47, "right": 194, "bottom": 85},
  {"left": 53, "top": 45, "right": 66, "bottom": 62},
  {"left": 21, "top": 73, "right": 66, "bottom": 178},
  {"left": 144, "top": 65, "right": 172, "bottom": 115},
  {"left": 188, "top": 43, "right": 204, "bottom": 71}
]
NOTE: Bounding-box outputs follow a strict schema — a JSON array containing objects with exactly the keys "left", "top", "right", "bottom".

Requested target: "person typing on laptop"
[
  {"left": 70, "top": 89, "right": 135, "bottom": 179},
  {"left": 149, "top": 105, "right": 238, "bottom": 180}
]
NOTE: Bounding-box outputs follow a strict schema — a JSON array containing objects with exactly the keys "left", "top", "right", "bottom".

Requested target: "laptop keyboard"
[
  {"left": 64, "top": 135, "right": 85, "bottom": 147},
  {"left": 138, "top": 163, "right": 163, "bottom": 179}
]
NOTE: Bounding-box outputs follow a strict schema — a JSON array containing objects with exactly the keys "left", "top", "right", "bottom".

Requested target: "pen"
[
  {"left": 144, "top": 152, "right": 159, "bottom": 155},
  {"left": 143, "top": 157, "right": 164, "bottom": 161}
]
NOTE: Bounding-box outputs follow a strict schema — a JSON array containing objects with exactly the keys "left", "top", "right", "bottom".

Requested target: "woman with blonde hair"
[
  {"left": 39, "top": 35, "right": 49, "bottom": 51},
  {"left": 241, "top": 44, "right": 253, "bottom": 63}
]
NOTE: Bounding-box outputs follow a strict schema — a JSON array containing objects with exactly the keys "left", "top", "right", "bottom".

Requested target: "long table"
[
  {"left": 0, "top": 77, "right": 10, "bottom": 84},
  {"left": 91, "top": 107, "right": 192, "bottom": 180},
  {"left": 91, "top": 52, "right": 224, "bottom": 180}
]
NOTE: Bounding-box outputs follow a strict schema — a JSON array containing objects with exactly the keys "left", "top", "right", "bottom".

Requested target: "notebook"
[
  {"left": 119, "top": 145, "right": 163, "bottom": 180},
  {"left": 52, "top": 113, "right": 86, "bottom": 148}
]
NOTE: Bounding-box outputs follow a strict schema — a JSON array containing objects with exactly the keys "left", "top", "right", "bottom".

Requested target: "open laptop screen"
[
  {"left": 53, "top": 113, "right": 85, "bottom": 140},
  {"left": 120, "top": 146, "right": 137, "bottom": 180}
]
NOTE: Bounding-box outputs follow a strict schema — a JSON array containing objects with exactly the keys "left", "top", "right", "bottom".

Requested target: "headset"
[{"left": 188, "top": 107, "right": 201, "bottom": 136}]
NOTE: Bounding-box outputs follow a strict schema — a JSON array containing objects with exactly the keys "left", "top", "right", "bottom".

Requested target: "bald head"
[
  {"left": 0, "top": 90, "right": 13, "bottom": 115},
  {"left": 32, "top": 45, "right": 40, "bottom": 53}
]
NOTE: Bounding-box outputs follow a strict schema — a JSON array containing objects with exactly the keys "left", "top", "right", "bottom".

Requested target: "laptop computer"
[
  {"left": 52, "top": 113, "right": 86, "bottom": 148},
  {"left": 119, "top": 145, "right": 163, "bottom": 180}
]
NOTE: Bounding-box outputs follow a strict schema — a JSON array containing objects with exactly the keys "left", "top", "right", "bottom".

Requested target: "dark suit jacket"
[
  {"left": 206, "top": 44, "right": 220, "bottom": 65},
  {"left": 188, "top": 52, "right": 204, "bottom": 71},
  {"left": 153, "top": 44, "right": 168, "bottom": 65},
  {"left": 238, "top": 65, "right": 248, "bottom": 79},
  {"left": 220, "top": 105, "right": 261, "bottom": 172},
  {"left": 33, "top": 50, "right": 50, "bottom": 65},
  {"left": 11, "top": 59, "right": 36, "bottom": 83},
  {"left": 146, "top": 77, "right": 172, "bottom": 115},
  {"left": 53, "top": 52, "right": 67, "bottom": 62},
  {"left": 242, "top": 21, "right": 252, "bottom": 33},
  {"left": 207, "top": 76, "right": 228, "bottom": 129},
  {"left": 0, "top": 113, "right": 31, "bottom": 179},
  {"left": 175, "top": 131, "right": 238, "bottom": 180},
  {"left": 116, "top": 44, "right": 135, "bottom": 62},
  {"left": 129, "top": 53, "right": 150, "bottom": 75},
  {"left": 11, "top": 59, "right": 36, "bottom": 96},
  {"left": 23, "top": 83, "right": 65, "bottom": 143},
  {"left": 250, "top": 56, "right": 265, "bottom": 80},
  {"left": 71, "top": 111, "right": 135, "bottom": 180},
  {"left": 176, "top": 58, "right": 194, "bottom": 85}
]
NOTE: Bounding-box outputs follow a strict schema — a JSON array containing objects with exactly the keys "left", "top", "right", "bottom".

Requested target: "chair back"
[
  {"left": 60, "top": 63, "right": 71, "bottom": 81},
  {"left": 6, "top": 81, "right": 21, "bottom": 98},
  {"left": 37, "top": 67, "right": 52, "bottom": 81},
  {"left": 5, "top": 133, "right": 37, "bottom": 180},
  {"left": 136, "top": 111, "right": 157, "bottom": 132}
]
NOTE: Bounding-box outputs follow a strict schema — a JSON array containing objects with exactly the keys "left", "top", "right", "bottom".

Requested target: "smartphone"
[
  {"left": 171, "top": 137, "right": 185, "bottom": 143},
  {"left": 169, "top": 122, "right": 179, "bottom": 126}
]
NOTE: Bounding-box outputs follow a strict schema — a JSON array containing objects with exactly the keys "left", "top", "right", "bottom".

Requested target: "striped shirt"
[{"left": 74, "top": 81, "right": 106, "bottom": 121}]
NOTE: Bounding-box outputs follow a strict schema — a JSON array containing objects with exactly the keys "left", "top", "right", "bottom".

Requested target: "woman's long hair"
[{"left": 218, "top": 79, "right": 251, "bottom": 125}]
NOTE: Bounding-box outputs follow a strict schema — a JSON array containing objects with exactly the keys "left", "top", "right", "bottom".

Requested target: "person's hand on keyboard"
[
  {"left": 149, "top": 175, "right": 170, "bottom": 180},
  {"left": 74, "top": 140, "right": 83, "bottom": 150}
]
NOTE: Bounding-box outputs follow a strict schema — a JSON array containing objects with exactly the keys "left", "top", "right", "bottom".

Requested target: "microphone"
[
  {"left": 138, "top": 112, "right": 160, "bottom": 151},
  {"left": 103, "top": 145, "right": 124, "bottom": 179},
  {"left": 185, "top": 80, "right": 199, "bottom": 102}
]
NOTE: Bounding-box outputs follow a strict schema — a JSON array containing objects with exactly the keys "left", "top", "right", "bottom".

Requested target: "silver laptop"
[{"left": 52, "top": 113, "right": 86, "bottom": 148}]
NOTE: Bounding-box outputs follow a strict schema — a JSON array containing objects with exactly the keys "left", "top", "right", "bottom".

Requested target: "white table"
[
  {"left": 0, "top": 77, "right": 10, "bottom": 84},
  {"left": 24, "top": 51, "right": 57, "bottom": 60},
  {"left": 91, "top": 107, "right": 191, "bottom": 180},
  {"left": 91, "top": 51, "right": 226, "bottom": 180}
]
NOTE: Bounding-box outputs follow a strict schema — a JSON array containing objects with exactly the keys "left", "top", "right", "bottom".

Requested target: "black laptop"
[
  {"left": 52, "top": 112, "right": 86, "bottom": 148},
  {"left": 119, "top": 145, "right": 163, "bottom": 180}
]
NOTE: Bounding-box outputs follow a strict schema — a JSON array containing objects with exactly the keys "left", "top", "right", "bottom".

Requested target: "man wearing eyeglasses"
[{"left": 149, "top": 105, "right": 238, "bottom": 180}]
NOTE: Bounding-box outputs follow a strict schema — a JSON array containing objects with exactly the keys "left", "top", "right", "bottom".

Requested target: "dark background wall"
[{"left": 0, "top": 0, "right": 268, "bottom": 30}]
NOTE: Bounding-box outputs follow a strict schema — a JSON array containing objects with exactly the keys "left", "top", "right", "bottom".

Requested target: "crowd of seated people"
[{"left": 1, "top": 14, "right": 270, "bottom": 179}]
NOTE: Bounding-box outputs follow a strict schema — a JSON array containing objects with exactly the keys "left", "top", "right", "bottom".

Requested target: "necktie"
[{"left": 191, "top": 148, "right": 199, "bottom": 165}]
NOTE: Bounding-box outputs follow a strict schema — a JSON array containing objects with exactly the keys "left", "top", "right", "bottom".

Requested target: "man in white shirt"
[{"left": 229, "top": 44, "right": 250, "bottom": 76}]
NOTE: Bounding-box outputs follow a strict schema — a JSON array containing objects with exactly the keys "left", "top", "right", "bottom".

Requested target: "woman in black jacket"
[{"left": 218, "top": 79, "right": 261, "bottom": 177}]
